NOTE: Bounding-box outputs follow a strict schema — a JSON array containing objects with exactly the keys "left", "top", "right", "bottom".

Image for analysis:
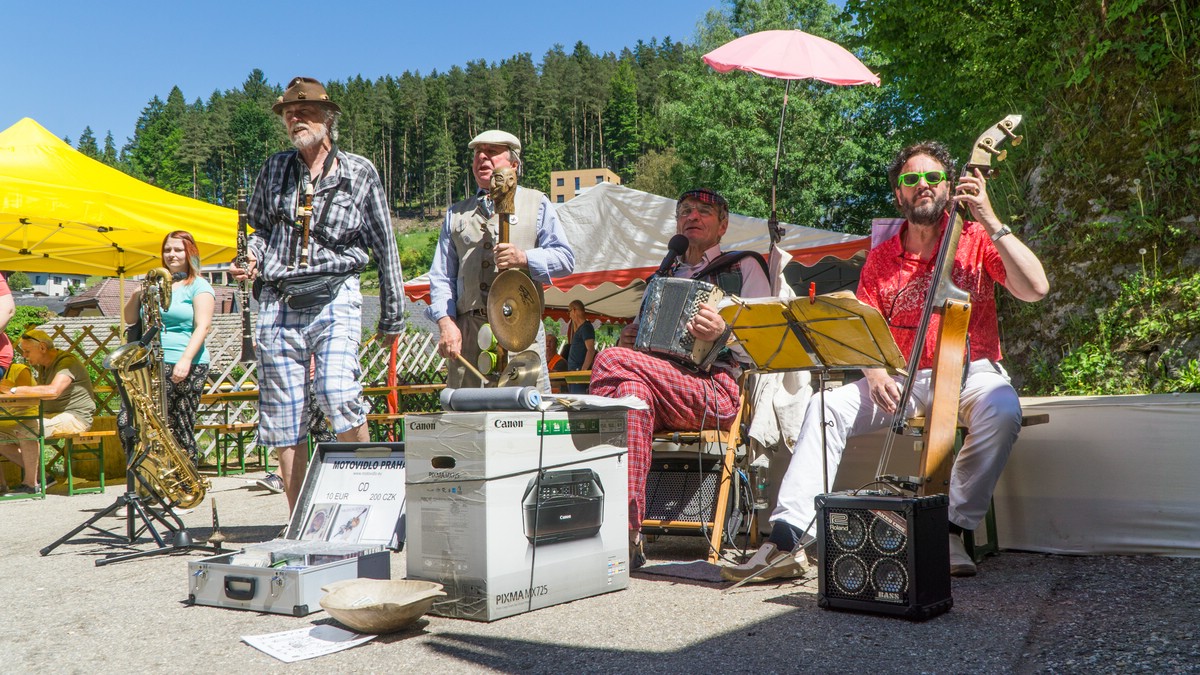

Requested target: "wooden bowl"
[{"left": 319, "top": 579, "right": 445, "bottom": 634}]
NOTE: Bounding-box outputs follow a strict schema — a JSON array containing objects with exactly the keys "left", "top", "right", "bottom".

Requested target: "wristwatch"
[{"left": 991, "top": 225, "right": 1012, "bottom": 243}]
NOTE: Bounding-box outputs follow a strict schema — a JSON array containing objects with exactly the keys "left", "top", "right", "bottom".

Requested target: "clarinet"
[
  {"left": 296, "top": 181, "right": 314, "bottom": 269},
  {"left": 235, "top": 191, "right": 255, "bottom": 362}
]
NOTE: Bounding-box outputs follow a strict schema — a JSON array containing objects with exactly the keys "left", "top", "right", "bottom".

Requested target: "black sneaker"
[
  {"left": 10, "top": 484, "right": 39, "bottom": 495},
  {"left": 629, "top": 532, "right": 647, "bottom": 570}
]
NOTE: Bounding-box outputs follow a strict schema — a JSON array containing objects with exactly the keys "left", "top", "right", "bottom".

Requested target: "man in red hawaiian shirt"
[{"left": 724, "top": 141, "right": 1048, "bottom": 582}]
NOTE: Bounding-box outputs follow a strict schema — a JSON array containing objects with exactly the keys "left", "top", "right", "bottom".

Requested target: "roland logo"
[
  {"left": 494, "top": 419, "right": 525, "bottom": 429},
  {"left": 409, "top": 421, "right": 436, "bottom": 431},
  {"left": 830, "top": 512, "right": 850, "bottom": 531}
]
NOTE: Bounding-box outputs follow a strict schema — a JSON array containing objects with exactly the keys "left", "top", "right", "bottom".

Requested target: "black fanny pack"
[{"left": 265, "top": 274, "right": 352, "bottom": 310}]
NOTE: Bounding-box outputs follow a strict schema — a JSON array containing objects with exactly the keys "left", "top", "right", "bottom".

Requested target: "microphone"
[{"left": 653, "top": 234, "right": 690, "bottom": 279}]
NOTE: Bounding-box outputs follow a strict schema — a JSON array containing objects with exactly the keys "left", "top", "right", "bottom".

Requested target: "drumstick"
[{"left": 456, "top": 354, "right": 492, "bottom": 385}]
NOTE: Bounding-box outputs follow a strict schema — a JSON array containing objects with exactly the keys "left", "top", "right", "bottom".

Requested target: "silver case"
[{"left": 186, "top": 442, "right": 405, "bottom": 616}]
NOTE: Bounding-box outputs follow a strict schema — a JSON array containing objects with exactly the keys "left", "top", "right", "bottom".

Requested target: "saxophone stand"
[
  {"left": 40, "top": 422, "right": 215, "bottom": 566},
  {"left": 719, "top": 291, "right": 907, "bottom": 492}
]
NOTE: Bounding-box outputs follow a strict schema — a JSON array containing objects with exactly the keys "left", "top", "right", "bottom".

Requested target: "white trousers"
[{"left": 771, "top": 359, "right": 1022, "bottom": 536}]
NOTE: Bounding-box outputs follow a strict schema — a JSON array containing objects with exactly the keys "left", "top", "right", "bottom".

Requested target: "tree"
[
  {"left": 629, "top": 148, "right": 682, "bottom": 198},
  {"left": 76, "top": 127, "right": 100, "bottom": 160},
  {"left": 604, "top": 58, "right": 640, "bottom": 174},
  {"left": 101, "top": 132, "right": 119, "bottom": 167},
  {"left": 6, "top": 272, "right": 31, "bottom": 291}
]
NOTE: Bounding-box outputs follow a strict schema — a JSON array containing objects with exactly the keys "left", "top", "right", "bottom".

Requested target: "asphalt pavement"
[{"left": 3, "top": 473, "right": 1198, "bottom": 674}]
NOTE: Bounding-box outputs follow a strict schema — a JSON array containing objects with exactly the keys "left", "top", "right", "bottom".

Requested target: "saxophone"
[{"left": 105, "top": 268, "right": 210, "bottom": 509}]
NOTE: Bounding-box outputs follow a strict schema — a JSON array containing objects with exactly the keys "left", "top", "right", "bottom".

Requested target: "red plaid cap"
[{"left": 677, "top": 188, "right": 728, "bottom": 210}]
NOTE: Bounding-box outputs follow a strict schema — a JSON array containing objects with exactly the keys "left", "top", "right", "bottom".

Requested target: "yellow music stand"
[
  {"left": 719, "top": 291, "right": 906, "bottom": 375},
  {"left": 719, "top": 291, "right": 907, "bottom": 494}
]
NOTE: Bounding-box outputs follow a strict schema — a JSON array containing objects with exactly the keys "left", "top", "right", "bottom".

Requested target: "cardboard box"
[
  {"left": 187, "top": 442, "right": 405, "bottom": 616},
  {"left": 405, "top": 411, "right": 629, "bottom": 621}
]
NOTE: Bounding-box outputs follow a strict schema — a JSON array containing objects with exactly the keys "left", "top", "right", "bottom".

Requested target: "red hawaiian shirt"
[{"left": 857, "top": 215, "right": 1007, "bottom": 370}]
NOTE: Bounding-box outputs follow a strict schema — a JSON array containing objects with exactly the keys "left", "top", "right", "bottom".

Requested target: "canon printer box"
[{"left": 405, "top": 410, "right": 629, "bottom": 621}]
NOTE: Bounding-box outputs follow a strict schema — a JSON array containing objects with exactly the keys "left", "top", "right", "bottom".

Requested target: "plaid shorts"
[{"left": 256, "top": 276, "right": 368, "bottom": 447}]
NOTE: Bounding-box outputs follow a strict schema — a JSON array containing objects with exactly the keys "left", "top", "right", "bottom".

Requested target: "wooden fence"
[{"left": 32, "top": 314, "right": 446, "bottom": 466}]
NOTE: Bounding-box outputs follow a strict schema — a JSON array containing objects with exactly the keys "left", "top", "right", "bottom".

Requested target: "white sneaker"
[
  {"left": 720, "top": 541, "right": 812, "bottom": 583},
  {"left": 949, "top": 533, "right": 977, "bottom": 577}
]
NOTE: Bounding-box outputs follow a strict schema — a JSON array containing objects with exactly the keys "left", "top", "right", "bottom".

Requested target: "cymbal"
[
  {"left": 497, "top": 349, "right": 541, "bottom": 388},
  {"left": 487, "top": 270, "right": 544, "bottom": 352}
]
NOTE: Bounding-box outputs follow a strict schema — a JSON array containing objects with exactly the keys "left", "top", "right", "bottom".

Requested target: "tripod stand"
[{"left": 40, "top": 444, "right": 213, "bottom": 566}]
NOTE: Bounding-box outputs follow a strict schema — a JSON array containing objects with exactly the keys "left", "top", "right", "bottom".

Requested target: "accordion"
[{"left": 635, "top": 277, "right": 726, "bottom": 371}]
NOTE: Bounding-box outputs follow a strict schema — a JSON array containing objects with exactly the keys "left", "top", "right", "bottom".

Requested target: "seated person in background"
[
  {"left": 546, "top": 334, "right": 566, "bottom": 373},
  {"left": 0, "top": 330, "right": 96, "bottom": 494},
  {"left": 0, "top": 363, "right": 35, "bottom": 493},
  {"left": 723, "top": 140, "right": 1048, "bottom": 582},
  {"left": 588, "top": 188, "right": 771, "bottom": 567},
  {"left": 565, "top": 300, "right": 596, "bottom": 394}
]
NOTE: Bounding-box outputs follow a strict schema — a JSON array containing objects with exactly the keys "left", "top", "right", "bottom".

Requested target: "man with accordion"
[{"left": 589, "top": 188, "right": 771, "bottom": 568}]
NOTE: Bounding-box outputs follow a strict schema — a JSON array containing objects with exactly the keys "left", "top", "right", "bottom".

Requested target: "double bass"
[{"left": 883, "top": 116, "right": 1024, "bottom": 495}]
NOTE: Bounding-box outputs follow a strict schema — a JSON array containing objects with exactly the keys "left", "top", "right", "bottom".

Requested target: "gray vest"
[{"left": 448, "top": 186, "right": 542, "bottom": 314}]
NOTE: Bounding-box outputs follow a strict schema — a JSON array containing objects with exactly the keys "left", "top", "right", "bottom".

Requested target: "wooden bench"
[
  {"left": 194, "top": 422, "right": 265, "bottom": 476},
  {"left": 47, "top": 429, "right": 119, "bottom": 496},
  {"left": 366, "top": 413, "right": 405, "bottom": 442}
]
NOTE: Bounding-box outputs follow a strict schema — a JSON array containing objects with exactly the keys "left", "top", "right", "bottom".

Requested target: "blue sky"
[{"left": 4, "top": 0, "right": 713, "bottom": 147}]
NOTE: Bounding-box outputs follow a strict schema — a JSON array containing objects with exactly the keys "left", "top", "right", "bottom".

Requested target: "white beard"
[{"left": 290, "top": 122, "right": 328, "bottom": 151}]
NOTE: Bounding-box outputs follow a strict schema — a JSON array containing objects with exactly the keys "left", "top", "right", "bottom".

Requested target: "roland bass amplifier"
[{"left": 816, "top": 492, "right": 952, "bottom": 620}]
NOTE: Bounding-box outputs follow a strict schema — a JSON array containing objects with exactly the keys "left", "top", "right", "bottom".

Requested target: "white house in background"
[{"left": 21, "top": 272, "right": 87, "bottom": 297}]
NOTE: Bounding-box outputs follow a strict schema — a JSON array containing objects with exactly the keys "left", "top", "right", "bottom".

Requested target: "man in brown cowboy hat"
[
  {"left": 426, "top": 129, "right": 574, "bottom": 392},
  {"left": 229, "top": 76, "right": 405, "bottom": 514}
]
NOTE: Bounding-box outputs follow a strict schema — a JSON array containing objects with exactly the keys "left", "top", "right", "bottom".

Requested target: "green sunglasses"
[{"left": 898, "top": 170, "right": 948, "bottom": 187}]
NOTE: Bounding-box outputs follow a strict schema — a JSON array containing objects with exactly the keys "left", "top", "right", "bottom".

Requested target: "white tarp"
[
  {"left": 404, "top": 182, "right": 867, "bottom": 319},
  {"left": 824, "top": 394, "right": 1200, "bottom": 557}
]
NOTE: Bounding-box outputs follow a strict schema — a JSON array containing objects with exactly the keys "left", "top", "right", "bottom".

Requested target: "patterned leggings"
[{"left": 117, "top": 363, "right": 209, "bottom": 465}]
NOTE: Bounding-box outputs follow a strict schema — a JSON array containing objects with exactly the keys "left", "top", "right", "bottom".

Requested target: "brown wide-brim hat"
[{"left": 272, "top": 76, "right": 342, "bottom": 115}]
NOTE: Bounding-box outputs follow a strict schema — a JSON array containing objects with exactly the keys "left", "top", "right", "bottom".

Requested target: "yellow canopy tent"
[{"left": 0, "top": 117, "right": 236, "bottom": 278}]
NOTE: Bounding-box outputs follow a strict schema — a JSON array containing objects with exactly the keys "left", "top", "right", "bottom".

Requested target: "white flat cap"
[{"left": 468, "top": 129, "right": 522, "bottom": 153}]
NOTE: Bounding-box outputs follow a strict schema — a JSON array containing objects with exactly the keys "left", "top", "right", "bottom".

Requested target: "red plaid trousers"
[{"left": 589, "top": 347, "right": 740, "bottom": 531}]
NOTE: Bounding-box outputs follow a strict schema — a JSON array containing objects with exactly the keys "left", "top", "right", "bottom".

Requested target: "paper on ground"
[{"left": 242, "top": 624, "right": 375, "bottom": 663}]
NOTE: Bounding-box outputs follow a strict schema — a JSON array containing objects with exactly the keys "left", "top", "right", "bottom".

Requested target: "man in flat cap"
[
  {"left": 427, "top": 129, "right": 574, "bottom": 391},
  {"left": 230, "top": 76, "right": 405, "bottom": 514}
]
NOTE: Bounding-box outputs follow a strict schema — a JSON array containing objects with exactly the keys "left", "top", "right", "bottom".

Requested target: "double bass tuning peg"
[
  {"left": 999, "top": 120, "right": 1023, "bottom": 147},
  {"left": 976, "top": 139, "right": 1008, "bottom": 163}
]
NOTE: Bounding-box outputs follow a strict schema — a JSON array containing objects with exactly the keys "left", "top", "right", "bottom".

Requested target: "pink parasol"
[
  {"left": 703, "top": 29, "right": 881, "bottom": 85},
  {"left": 704, "top": 30, "right": 880, "bottom": 292}
]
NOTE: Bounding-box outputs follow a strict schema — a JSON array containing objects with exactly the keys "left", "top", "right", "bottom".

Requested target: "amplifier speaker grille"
[
  {"left": 816, "top": 492, "right": 953, "bottom": 621},
  {"left": 643, "top": 456, "right": 743, "bottom": 536}
]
